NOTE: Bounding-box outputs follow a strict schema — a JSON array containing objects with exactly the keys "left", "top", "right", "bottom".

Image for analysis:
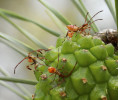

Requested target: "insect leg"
[
  {"left": 26, "top": 65, "right": 32, "bottom": 70},
  {"left": 64, "top": 61, "right": 77, "bottom": 77}
]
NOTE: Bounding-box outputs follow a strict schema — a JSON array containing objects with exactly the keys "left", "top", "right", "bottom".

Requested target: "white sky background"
[{"left": 0, "top": 0, "right": 116, "bottom": 100}]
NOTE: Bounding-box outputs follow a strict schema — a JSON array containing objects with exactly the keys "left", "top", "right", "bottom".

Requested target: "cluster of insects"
[
  {"left": 14, "top": 48, "right": 77, "bottom": 83},
  {"left": 14, "top": 48, "right": 78, "bottom": 98},
  {"left": 14, "top": 10, "right": 105, "bottom": 85},
  {"left": 14, "top": 10, "right": 118, "bottom": 98},
  {"left": 14, "top": 10, "right": 105, "bottom": 76}
]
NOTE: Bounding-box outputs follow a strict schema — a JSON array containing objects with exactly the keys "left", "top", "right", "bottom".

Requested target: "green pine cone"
[{"left": 34, "top": 34, "right": 118, "bottom": 100}]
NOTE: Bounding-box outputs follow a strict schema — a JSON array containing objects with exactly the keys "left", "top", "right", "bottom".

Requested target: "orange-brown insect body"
[
  {"left": 28, "top": 56, "right": 36, "bottom": 63},
  {"left": 66, "top": 25, "right": 78, "bottom": 32},
  {"left": 66, "top": 10, "right": 103, "bottom": 38},
  {"left": 48, "top": 67, "right": 56, "bottom": 73},
  {"left": 48, "top": 62, "right": 77, "bottom": 78},
  {"left": 48, "top": 67, "right": 62, "bottom": 77},
  {"left": 66, "top": 25, "right": 78, "bottom": 38},
  {"left": 28, "top": 58, "right": 33, "bottom": 63},
  {"left": 66, "top": 24, "right": 89, "bottom": 38}
]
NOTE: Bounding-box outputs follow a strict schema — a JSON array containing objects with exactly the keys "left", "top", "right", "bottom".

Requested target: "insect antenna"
[
  {"left": 14, "top": 57, "right": 28, "bottom": 74},
  {"left": 84, "top": 12, "right": 89, "bottom": 23},
  {"left": 87, "top": 10, "right": 103, "bottom": 24},
  {"left": 89, "top": 19, "right": 103, "bottom": 25}
]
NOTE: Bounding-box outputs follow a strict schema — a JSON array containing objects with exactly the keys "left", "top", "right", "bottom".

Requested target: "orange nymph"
[{"left": 48, "top": 67, "right": 56, "bottom": 73}]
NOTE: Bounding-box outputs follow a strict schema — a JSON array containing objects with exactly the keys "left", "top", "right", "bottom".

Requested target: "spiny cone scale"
[{"left": 33, "top": 33, "right": 118, "bottom": 100}]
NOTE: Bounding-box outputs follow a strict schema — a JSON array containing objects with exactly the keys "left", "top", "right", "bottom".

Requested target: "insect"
[
  {"left": 47, "top": 49, "right": 77, "bottom": 84},
  {"left": 14, "top": 49, "right": 50, "bottom": 74},
  {"left": 48, "top": 63, "right": 77, "bottom": 80},
  {"left": 94, "top": 29, "right": 118, "bottom": 50},
  {"left": 66, "top": 10, "right": 103, "bottom": 38}
]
